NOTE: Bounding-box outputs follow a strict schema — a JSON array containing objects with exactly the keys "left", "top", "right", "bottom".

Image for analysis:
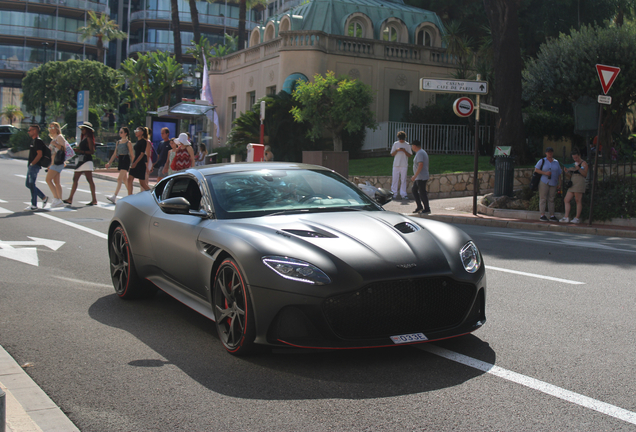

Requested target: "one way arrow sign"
[
  {"left": 596, "top": 64, "right": 620, "bottom": 95},
  {"left": 0, "top": 236, "right": 65, "bottom": 266}
]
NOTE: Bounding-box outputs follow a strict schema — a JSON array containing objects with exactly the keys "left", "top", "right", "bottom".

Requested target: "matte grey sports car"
[{"left": 108, "top": 162, "right": 486, "bottom": 355}]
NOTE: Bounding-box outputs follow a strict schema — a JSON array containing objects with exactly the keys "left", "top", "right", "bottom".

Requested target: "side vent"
[
  {"left": 394, "top": 222, "right": 421, "bottom": 234},
  {"left": 200, "top": 242, "right": 219, "bottom": 256}
]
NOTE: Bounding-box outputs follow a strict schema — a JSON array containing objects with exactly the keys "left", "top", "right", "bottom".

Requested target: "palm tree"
[
  {"left": 225, "top": 0, "right": 266, "bottom": 50},
  {"left": 170, "top": 0, "right": 184, "bottom": 101},
  {"left": 78, "top": 11, "right": 127, "bottom": 64},
  {"left": 189, "top": 0, "right": 202, "bottom": 44},
  {"left": 0, "top": 105, "right": 24, "bottom": 125}
]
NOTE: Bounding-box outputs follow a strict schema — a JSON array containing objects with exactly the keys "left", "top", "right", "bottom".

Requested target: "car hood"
[{"left": 222, "top": 211, "right": 459, "bottom": 278}]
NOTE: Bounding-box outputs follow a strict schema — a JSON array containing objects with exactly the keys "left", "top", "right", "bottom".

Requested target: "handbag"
[
  {"left": 530, "top": 158, "right": 546, "bottom": 191},
  {"left": 565, "top": 180, "right": 573, "bottom": 189},
  {"left": 54, "top": 147, "right": 65, "bottom": 165},
  {"left": 64, "top": 141, "right": 75, "bottom": 161}
]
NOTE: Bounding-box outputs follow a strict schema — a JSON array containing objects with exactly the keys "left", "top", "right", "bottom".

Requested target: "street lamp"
[{"left": 40, "top": 42, "right": 49, "bottom": 129}]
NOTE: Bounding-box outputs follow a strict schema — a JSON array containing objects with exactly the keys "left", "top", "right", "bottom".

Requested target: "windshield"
[{"left": 206, "top": 169, "right": 382, "bottom": 219}]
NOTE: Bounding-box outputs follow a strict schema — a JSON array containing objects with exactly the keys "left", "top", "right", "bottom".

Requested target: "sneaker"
[
  {"left": 571, "top": 217, "right": 580, "bottom": 224},
  {"left": 41, "top": 196, "right": 49, "bottom": 208},
  {"left": 51, "top": 199, "right": 64, "bottom": 208},
  {"left": 549, "top": 216, "right": 559, "bottom": 222},
  {"left": 539, "top": 215, "right": 548, "bottom": 222},
  {"left": 421, "top": 209, "right": 431, "bottom": 214},
  {"left": 24, "top": 205, "right": 37, "bottom": 211},
  {"left": 559, "top": 217, "right": 570, "bottom": 223},
  {"left": 106, "top": 195, "right": 117, "bottom": 204}
]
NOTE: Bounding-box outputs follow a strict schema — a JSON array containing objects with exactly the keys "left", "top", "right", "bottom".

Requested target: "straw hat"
[
  {"left": 78, "top": 121, "right": 94, "bottom": 131},
  {"left": 177, "top": 133, "right": 191, "bottom": 146}
]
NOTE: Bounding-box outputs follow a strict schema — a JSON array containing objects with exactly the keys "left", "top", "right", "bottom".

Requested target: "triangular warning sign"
[{"left": 596, "top": 64, "right": 620, "bottom": 95}]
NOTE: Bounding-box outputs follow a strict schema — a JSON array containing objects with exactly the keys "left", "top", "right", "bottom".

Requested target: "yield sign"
[{"left": 596, "top": 64, "right": 620, "bottom": 95}]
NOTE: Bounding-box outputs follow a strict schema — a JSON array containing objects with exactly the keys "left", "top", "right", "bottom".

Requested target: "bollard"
[{"left": 0, "top": 387, "right": 5, "bottom": 432}]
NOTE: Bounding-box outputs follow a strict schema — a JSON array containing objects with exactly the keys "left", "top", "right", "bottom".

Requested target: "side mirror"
[
  {"left": 159, "top": 197, "right": 191, "bottom": 214},
  {"left": 375, "top": 188, "right": 393, "bottom": 205}
]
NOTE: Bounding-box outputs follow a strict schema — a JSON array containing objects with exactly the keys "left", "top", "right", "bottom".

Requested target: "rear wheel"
[
  {"left": 109, "top": 226, "right": 156, "bottom": 299},
  {"left": 213, "top": 258, "right": 255, "bottom": 355}
]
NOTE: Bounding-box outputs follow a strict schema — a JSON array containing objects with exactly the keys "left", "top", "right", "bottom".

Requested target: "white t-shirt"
[{"left": 391, "top": 140, "right": 412, "bottom": 167}]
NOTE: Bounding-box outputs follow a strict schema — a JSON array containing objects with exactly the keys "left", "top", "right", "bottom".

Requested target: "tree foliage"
[
  {"left": 77, "top": 11, "right": 126, "bottom": 64},
  {"left": 117, "top": 51, "right": 185, "bottom": 127},
  {"left": 523, "top": 25, "right": 636, "bottom": 151},
  {"left": 291, "top": 71, "right": 377, "bottom": 152},
  {"left": 1, "top": 105, "right": 24, "bottom": 124},
  {"left": 22, "top": 60, "right": 119, "bottom": 114}
]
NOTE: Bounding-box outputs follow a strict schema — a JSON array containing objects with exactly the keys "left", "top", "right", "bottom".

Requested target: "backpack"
[{"left": 37, "top": 139, "right": 52, "bottom": 167}]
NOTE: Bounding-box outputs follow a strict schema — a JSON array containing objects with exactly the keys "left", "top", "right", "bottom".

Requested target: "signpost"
[
  {"left": 589, "top": 64, "right": 620, "bottom": 226},
  {"left": 480, "top": 103, "right": 499, "bottom": 113},
  {"left": 420, "top": 78, "right": 488, "bottom": 95},
  {"left": 453, "top": 97, "right": 474, "bottom": 117}
]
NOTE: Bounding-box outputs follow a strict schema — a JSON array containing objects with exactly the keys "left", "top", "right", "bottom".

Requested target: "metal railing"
[
  {"left": 130, "top": 10, "right": 258, "bottom": 30},
  {"left": 363, "top": 121, "right": 491, "bottom": 155}
]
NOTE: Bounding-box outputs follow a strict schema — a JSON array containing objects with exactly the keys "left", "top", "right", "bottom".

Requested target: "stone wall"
[{"left": 351, "top": 168, "right": 535, "bottom": 199}]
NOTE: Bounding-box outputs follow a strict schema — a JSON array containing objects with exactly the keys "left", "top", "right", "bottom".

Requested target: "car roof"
[{"left": 196, "top": 162, "right": 334, "bottom": 176}]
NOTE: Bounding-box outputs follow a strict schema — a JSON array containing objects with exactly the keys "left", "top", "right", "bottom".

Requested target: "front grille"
[{"left": 322, "top": 277, "right": 476, "bottom": 340}]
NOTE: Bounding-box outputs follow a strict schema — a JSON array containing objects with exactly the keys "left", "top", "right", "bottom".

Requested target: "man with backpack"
[{"left": 25, "top": 124, "right": 49, "bottom": 210}]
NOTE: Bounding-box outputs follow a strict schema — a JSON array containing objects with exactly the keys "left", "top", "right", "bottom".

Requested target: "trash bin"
[{"left": 494, "top": 155, "right": 515, "bottom": 197}]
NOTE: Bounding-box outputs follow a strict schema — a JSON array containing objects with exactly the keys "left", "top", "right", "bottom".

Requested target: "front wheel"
[
  {"left": 109, "top": 226, "right": 156, "bottom": 299},
  {"left": 213, "top": 258, "right": 255, "bottom": 355}
]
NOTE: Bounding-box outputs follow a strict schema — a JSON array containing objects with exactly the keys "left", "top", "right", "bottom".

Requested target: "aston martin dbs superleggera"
[{"left": 108, "top": 162, "right": 486, "bottom": 355}]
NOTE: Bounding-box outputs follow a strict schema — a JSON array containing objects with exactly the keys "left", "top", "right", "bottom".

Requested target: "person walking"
[
  {"left": 410, "top": 140, "right": 431, "bottom": 214},
  {"left": 45, "top": 122, "right": 66, "bottom": 208},
  {"left": 390, "top": 131, "right": 412, "bottom": 200},
  {"left": 25, "top": 124, "right": 48, "bottom": 210},
  {"left": 105, "top": 127, "right": 134, "bottom": 203},
  {"left": 64, "top": 122, "right": 98, "bottom": 206},
  {"left": 560, "top": 150, "right": 588, "bottom": 224},
  {"left": 170, "top": 133, "right": 195, "bottom": 172},
  {"left": 535, "top": 147, "right": 562, "bottom": 222},
  {"left": 128, "top": 126, "right": 152, "bottom": 192},
  {"left": 154, "top": 127, "right": 171, "bottom": 180}
]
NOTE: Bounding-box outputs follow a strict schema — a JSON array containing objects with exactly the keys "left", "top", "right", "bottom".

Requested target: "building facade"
[{"left": 209, "top": 0, "right": 457, "bottom": 145}]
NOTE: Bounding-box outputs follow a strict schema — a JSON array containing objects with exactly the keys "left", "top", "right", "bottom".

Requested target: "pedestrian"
[
  {"left": 390, "top": 131, "right": 412, "bottom": 200},
  {"left": 64, "top": 121, "right": 98, "bottom": 206},
  {"left": 162, "top": 138, "right": 179, "bottom": 177},
  {"left": 535, "top": 146, "right": 562, "bottom": 222},
  {"left": 410, "top": 140, "right": 431, "bottom": 214},
  {"left": 45, "top": 122, "right": 66, "bottom": 208},
  {"left": 170, "top": 133, "right": 195, "bottom": 172},
  {"left": 24, "top": 124, "right": 49, "bottom": 210},
  {"left": 105, "top": 127, "right": 134, "bottom": 203},
  {"left": 154, "top": 127, "right": 171, "bottom": 180},
  {"left": 560, "top": 150, "right": 588, "bottom": 224},
  {"left": 128, "top": 126, "right": 152, "bottom": 192},
  {"left": 195, "top": 143, "right": 208, "bottom": 166},
  {"left": 264, "top": 145, "right": 274, "bottom": 161}
]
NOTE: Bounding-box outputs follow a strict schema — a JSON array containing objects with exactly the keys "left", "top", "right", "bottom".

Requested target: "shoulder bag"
[{"left": 530, "top": 158, "right": 546, "bottom": 192}]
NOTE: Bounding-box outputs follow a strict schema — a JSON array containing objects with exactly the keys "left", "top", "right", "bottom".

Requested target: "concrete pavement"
[{"left": 2, "top": 166, "right": 635, "bottom": 432}]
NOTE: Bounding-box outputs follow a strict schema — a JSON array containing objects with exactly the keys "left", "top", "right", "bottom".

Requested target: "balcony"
[
  {"left": 130, "top": 10, "right": 258, "bottom": 31},
  {"left": 0, "top": 59, "right": 40, "bottom": 73},
  {"left": 128, "top": 42, "right": 195, "bottom": 55},
  {"left": 1, "top": 0, "right": 109, "bottom": 14},
  {"left": 0, "top": 25, "right": 98, "bottom": 45},
  {"left": 209, "top": 31, "right": 457, "bottom": 72}
]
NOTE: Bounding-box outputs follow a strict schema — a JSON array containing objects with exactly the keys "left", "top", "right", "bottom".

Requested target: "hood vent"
[
  {"left": 394, "top": 222, "right": 421, "bottom": 234},
  {"left": 283, "top": 229, "right": 337, "bottom": 239}
]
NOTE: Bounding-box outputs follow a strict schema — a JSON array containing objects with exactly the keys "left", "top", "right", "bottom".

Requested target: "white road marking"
[
  {"left": 0, "top": 199, "right": 7, "bottom": 203},
  {"left": 0, "top": 247, "right": 39, "bottom": 266},
  {"left": 0, "top": 207, "right": 11, "bottom": 214},
  {"left": 486, "top": 265, "right": 584, "bottom": 285},
  {"left": 23, "top": 202, "right": 76, "bottom": 212},
  {"left": 36, "top": 213, "right": 107, "bottom": 239},
  {"left": 420, "top": 345, "right": 636, "bottom": 426},
  {"left": 14, "top": 174, "right": 26, "bottom": 178},
  {"left": 53, "top": 276, "right": 112, "bottom": 289},
  {"left": 0, "top": 236, "right": 65, "bottom": 250},
  {"left": 486, "top": 232, "right": 636, "bottom": 253}
]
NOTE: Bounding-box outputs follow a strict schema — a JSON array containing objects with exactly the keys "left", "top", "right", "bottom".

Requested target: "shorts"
[
  {"left": 49, "top": 164, "right": 64, "bottom": 173},
  {"left": 118, "top": 154, "right": 131, "bottom": 171}
]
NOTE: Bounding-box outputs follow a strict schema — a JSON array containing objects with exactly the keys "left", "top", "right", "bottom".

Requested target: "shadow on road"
[{"left": 89, "top": 291, "right": 495, "bottom": 400}]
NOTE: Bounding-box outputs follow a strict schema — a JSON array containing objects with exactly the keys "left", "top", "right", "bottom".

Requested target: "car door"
[{"left": 150, "top": 174, "right": 208, "bottom": 297}]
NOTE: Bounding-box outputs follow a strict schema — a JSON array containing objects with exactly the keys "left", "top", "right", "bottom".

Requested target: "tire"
[
  {"left": 109, "top": 226, "right": 156, "bottom": 299},
  {"left": 213, "top": 258, "right": 255, "bottom": 355}
]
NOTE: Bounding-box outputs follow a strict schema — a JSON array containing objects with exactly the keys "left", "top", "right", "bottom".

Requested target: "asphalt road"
[{"left": 1, "top": 156, "right": 635, "bottom": 431}]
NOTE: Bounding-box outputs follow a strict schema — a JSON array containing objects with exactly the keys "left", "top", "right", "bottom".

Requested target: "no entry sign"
[{"left": 453, "top": 97, "right": 474, "bottom": 117}]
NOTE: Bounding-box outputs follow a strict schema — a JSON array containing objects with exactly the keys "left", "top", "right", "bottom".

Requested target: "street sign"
[
  {"left": 494, "top": 146, "right": 511, "bottom": 156},
  {"left": 596, "top": 64, "right": 620, "bottom": 95},
  {"left": 479, "top": 102, "right": 499, "bottom": 113},
  {"left": 157, "top": 105, "right": 169, "bottom": 117},
  {"left": 453, "top": 97, "right": 474, "bottom": 117},
  {"left": 598, "top": 95, "right": 612, "bottom": 105},
  {"left": 420, "top": 78, "right": 488, "bottom": 95}
]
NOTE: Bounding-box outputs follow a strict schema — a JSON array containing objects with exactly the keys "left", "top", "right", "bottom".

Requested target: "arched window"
[
  {"left": 382, "top": 25, "right": 398, "bottom": 42},
  {"left": 417, "top": 30, "right": 432, "bottom": 46},
  {"left": 279, "top": 16, "right": 290, "bottom": 32},
  {"left": 348, "top": 21, "right": 363, "bottom": 38}
]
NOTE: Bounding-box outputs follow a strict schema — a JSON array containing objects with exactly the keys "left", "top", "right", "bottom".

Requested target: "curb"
[{"left": 0, "top": 346, "right": 79, "bottom": 432}]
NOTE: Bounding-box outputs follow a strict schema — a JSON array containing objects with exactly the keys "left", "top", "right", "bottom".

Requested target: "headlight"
[
  {"left": 262, "top": 256, "right": 331, "bottom": 285},
  {"left": 460, "top": 241, "right": 481, "bottom": 273}
]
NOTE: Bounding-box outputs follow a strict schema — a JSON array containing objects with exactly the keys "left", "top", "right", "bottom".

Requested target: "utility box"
[{"left": 302, "top": 151, "right": 349, "bottom": 177}]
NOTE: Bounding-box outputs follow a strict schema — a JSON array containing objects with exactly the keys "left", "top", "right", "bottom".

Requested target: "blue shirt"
[
  {"left": 413, "top": 148, "right": 429, "bottom": 181},
  {"left": 535, "top": 158, "right": 561, "bottom": 186}
]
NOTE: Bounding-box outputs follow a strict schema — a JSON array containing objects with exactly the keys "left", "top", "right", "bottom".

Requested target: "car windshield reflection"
[{"left": 206, "top": 169, "right": 381, "bottom": 219}]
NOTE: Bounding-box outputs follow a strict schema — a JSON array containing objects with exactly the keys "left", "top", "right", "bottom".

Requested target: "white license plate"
[{"left": 390, "top": 333, "right": 428, "bottom": 344}]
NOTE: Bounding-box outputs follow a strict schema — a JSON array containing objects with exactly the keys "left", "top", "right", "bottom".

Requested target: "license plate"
[{"left": 390, "top": 333, "right": 428, "bottom": 344}]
